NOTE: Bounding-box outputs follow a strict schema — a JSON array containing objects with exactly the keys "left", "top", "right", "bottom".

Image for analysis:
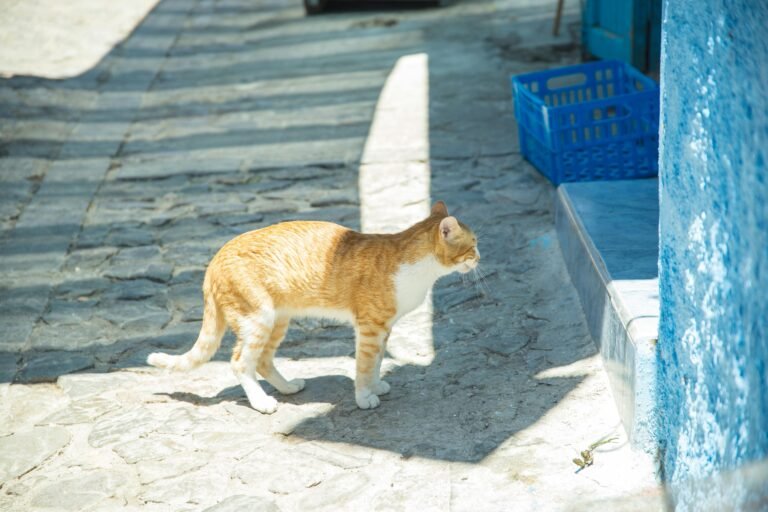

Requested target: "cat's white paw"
[
  {"left": 279, "top": 378, "right": 305, "bottom": 395},
  {"left": 356, "top": 389, "right": 381, "bottom": 409},
  {"left": 371, "top": 380, "right": 390, "bottom": 395},
  {"left": 249, "top": 395, "right": 279, "bottom": 414}
]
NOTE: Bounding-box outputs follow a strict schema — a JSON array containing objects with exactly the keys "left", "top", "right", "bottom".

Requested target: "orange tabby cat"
[{"left": 148, "top": 201, "right": 479, "bottom": 413}]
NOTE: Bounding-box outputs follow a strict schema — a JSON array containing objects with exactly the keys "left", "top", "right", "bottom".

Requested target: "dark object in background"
[
  {"left": 304, "top": 0, "right": 328, "bottom": 15},
  {"left": 304, "top": 0, "right": 439, "bottom": 15},
  {"left": 582, "top": 0, "right": 662, "bottom": 73}
]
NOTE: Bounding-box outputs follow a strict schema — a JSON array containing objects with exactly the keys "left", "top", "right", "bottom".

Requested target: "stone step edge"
[{"left": 554, "top": 185, "right": 659, "bottom": 457}]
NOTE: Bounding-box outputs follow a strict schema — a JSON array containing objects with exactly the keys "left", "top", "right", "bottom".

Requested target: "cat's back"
[
  {"left": 208, "top": 220, "right": 361, "bottom": 306},
  {"left": 218, "top": 220, "right": 349, "bottom": 261}
]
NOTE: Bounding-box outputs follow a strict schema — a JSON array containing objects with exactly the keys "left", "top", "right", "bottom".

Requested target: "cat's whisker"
[
  {"left": 473, "top": 272, "right": 486, "bottom": 297},
  {"left": 473, "top": 266, "right": 492, "bottom": 297},
  {"left": 478, "top": 267, "right": 493, "bottom": 290},
  {"left": 472, "top": 276, "right": 484, "bottom": 298},
  {"left": 467, "top": 268, "right": 482, "bottom": 294}
]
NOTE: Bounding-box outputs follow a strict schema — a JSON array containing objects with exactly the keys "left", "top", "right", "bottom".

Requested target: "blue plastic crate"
[{"left": 511, "top": 60, "right": 659, "bottom": 184}]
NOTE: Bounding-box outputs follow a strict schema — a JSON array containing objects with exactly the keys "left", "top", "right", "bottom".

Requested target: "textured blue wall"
[{"left": 657, "top": 0, "right": 768, "bottom": 505}]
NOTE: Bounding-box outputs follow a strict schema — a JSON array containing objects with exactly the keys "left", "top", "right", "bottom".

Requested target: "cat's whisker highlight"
[{"left": 473, "top": 266, "right": 492, "bottom": 297}]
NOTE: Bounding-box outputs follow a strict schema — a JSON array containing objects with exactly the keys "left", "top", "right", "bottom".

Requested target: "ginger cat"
[{"left": 148, "top": 201, "right": 480, "bottom": 413}]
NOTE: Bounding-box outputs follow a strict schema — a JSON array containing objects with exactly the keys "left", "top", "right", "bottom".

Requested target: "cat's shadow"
[
  {"left": 286, "top": 364, "right": 584, "bottom": 463},
  {"left": 156, "top": 374, "right": 353, "bottom": 408},
  {"left": 157, "top": 361, "right": 584, "bottom": 464}
]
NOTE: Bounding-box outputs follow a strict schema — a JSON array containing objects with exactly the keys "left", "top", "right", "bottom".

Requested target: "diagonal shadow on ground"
[{"left": 0, "top": 0, "right": 597, "bottom": 467}]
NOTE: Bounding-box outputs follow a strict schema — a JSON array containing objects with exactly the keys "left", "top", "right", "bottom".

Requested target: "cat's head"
[{"left": 431, "top": 201, "right": 480, "bottom": 274}]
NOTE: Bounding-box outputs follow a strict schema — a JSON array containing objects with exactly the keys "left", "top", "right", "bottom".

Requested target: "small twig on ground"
[{"left": 572, "top": 436, "right": 618, "bottom": 471}]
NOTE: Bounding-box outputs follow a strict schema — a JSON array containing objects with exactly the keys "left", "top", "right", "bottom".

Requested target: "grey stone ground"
[{"left": 0, "top": 0, "right": 661, "bottom": 510}]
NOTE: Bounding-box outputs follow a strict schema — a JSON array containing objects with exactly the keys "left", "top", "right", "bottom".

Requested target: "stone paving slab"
[{"left": 0, "top": 0, "right": 661, "bottom": 510}]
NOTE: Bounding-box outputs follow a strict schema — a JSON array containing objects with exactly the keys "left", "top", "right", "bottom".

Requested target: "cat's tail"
[{"left": 147, "top": 287, "right": 226, "bottom": 371}]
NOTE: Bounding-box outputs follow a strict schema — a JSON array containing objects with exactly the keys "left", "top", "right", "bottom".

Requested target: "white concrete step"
[{"left": 555, "top": 178, "right": 660, "bottom": 452}]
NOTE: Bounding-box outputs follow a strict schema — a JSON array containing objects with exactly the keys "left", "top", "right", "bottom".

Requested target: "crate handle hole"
[
  {"left": 592, "top": 105, "right": 632, "bottom": 120},
  {"left": 546, "top": 74, "right": 587, "bottom": 90}
]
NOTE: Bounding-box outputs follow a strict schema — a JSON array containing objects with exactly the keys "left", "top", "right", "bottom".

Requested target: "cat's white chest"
[{"left": 393, "top": 255, "right": 447, "bottom": 319}]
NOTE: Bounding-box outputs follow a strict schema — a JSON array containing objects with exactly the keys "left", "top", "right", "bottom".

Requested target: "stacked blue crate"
[{"left": 511, "top": 60, "right": 659, "bottom": 184}]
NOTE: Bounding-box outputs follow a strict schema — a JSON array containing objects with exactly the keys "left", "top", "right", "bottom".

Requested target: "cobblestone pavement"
[{"left": 0, "top": 0, "right": 660, "bottom": 510}]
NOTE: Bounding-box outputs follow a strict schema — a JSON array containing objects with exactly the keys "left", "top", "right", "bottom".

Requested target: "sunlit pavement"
[{"left": 0, "top": 0, "right": 661, "bottom": 510}]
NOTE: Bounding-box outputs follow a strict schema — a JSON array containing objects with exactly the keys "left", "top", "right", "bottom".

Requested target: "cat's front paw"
[
  {"left": 371, "top": 380, "right": 390, "bottom": 395},
  {"left": 279, "top": 378, "right": 305, "bottom": 395},
  {"left": 355, "top": 389, "right": 381, "bottom": 409},
  {"left": 249, "top": 395, "right": 279, "bottom": 414}
]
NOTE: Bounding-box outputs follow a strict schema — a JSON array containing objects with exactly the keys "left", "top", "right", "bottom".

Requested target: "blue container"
[
  {"left": 582, "top": 0, "right": 662, "bottom": 73},
  {"left": 511, "top": 60, "right": 659, "bottom": 185}
]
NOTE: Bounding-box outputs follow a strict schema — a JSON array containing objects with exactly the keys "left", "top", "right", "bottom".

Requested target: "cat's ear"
[
  {"left": 431, "top": 201, "right": 448, "bottom": 216},
  {"left": 439, "top": 216, "right": 462, "bottom": 242}
]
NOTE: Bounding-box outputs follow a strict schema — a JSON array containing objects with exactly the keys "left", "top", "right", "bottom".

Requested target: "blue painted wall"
[{"left": 657, "top": 0, "right": 768, "bottom": 505}]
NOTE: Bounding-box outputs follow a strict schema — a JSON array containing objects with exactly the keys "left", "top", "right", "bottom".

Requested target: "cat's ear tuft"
[
  {"left": 439, "top": 216, "right": 461, "bottom": 242},
  {"left": 431, "top": 201, "right": 448, "bottom": 216}
]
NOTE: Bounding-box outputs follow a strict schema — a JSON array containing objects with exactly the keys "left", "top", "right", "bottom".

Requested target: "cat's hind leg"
[
  {"left": 230, "top": 308, "right": 280, "bottom": 414},
  {"left": 256, "top": 316, "right": 305, "bottom": 395},
  {"left": 354, "top": 323, "right": 390, "bottom": 409},
  {"left": 371, "top": 335, "right": 391, "bottom": 396}
]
